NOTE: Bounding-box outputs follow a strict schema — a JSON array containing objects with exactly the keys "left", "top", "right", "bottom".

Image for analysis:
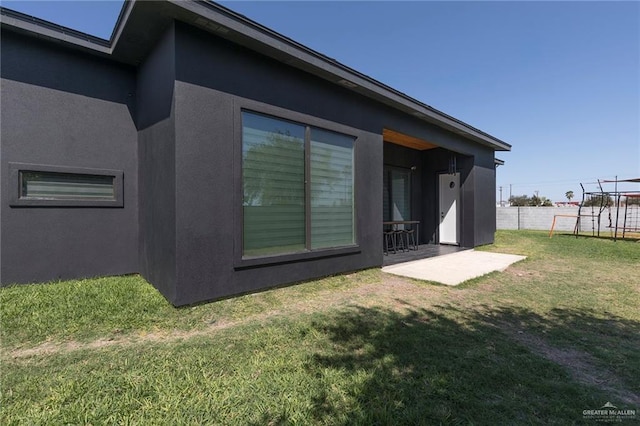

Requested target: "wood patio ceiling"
[{"left": 383, "top": 129, "right": 438, "bottom": 151}]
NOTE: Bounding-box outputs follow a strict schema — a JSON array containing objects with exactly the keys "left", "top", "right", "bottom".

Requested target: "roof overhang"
[{"left": 1, "top": 0, "right": 512, "bottom": 152}]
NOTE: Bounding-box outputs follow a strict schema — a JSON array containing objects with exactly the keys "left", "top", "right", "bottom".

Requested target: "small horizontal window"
[
  {"left": 9, "top": 163, "right": 123, "bottom": 207},
  {"left": 21, "top": 171, "right": 115, "bottom": 200}
]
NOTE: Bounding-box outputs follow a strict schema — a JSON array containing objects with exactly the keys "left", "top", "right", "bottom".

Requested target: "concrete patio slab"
[{"left": 381, "top": 249, "right": 527, "bottom": 285}]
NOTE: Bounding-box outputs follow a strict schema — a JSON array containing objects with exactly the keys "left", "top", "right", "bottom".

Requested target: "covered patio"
[
  {"left": 382, "top": 128, "right": 473, "bottom": 254},
  {"left": 382, "top": 244, "right": 470, "bottom": 267},
  {"left": 382, "top": 249, "right": 527, "bottom": 285}
]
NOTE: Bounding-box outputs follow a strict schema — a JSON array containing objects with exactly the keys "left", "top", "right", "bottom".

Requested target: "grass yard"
[{"left": 1, "top": 231, "right": 639, "bottom": 424}]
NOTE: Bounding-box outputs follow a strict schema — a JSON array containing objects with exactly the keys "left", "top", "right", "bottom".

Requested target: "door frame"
[{"left": 438, "top": 172, "right": 460, "bottom": 245}]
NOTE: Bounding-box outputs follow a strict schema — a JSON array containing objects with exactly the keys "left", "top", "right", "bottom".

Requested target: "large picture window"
[{"left": 242, "top": 111, "right": 355, "bottom": 257}]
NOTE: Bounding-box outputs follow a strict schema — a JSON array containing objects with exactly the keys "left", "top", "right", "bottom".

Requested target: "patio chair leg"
[
  {"left": 406, "top": 230, "right": 416, "bottom": 250},
  {"left": 384, "top": 231, "right": 396, "bottom": 255},
  {"left": 395, "top": 230, "right": 406, "bottom": 252}
]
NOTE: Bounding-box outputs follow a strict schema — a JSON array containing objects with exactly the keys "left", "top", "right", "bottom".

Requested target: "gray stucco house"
[{"left": 1, "top": 0, "right": 511, "bottom": 306}]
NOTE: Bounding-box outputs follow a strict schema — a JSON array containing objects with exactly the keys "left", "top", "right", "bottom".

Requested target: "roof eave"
[
  {"left": 107, "top": 0, "right": 136, "bottom": 48},
  {"left": 174, "top": 0, "right": 511, "bottom": 151},
  {"left": 1, "top": 0, "right": 512, "bottom": 152},
  {"left": 0, "top": 7, "right": 112, "bottom": 54}
]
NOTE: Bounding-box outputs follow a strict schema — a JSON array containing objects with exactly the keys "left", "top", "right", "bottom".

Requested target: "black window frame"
[
  {"left": 383, "top": 165, "right": 413, "bottom": 222},
  {"left": 233, "top": 100, "right": 360, "bottom": 269},
  {"left": 8, "top": 162, "right": 124, "bottom": 207}
]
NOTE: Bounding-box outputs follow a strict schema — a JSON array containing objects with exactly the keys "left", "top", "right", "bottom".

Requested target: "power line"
[
  {"left": 503, "top": 173, "right": 639, "bottom": 187},
  {"left": 506, "top": 178, "right": 605, "bottom": 186}
]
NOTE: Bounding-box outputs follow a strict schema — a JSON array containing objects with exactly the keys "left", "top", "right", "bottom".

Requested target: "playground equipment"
[{"left": 549, "top": 177, "right": 640, "bottom": 241}]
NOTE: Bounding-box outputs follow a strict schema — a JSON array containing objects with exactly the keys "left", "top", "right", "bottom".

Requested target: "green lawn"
[{"left": 2, "top": 231, "right": 639, "bottom": 424}]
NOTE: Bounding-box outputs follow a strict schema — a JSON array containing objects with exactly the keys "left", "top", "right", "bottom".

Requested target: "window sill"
[
  {"left": 10, "top": 198, "right": 123, "bottom": 207},
  {"left": 235, "top": 245, "right": 360, "bottom": 270}
]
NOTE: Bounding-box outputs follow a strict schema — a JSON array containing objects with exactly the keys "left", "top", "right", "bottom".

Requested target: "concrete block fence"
[
  {"left": 497, "top": 207, "right": 581, "bottom": 231},
  {"left": 497, "top": 206, "right": 639, "bottom": 233}
]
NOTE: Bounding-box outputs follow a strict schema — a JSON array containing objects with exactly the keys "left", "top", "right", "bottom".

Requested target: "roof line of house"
[
  {"left": 193, "top": 1, "right": 511, "bottom": 151},
  {"left": 108, "top": 0, "right": 136, "bottom": 48},
  {"left": 0, "top": 0, "right": 512, "bottom": 152},
  {"left": 0, "top": 7, "right": 111, "bottom": 50}
]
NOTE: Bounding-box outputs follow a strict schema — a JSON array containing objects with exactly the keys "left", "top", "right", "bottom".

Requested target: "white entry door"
[{"left": 439, "top": 173, "right": 460, "bottom": 245}]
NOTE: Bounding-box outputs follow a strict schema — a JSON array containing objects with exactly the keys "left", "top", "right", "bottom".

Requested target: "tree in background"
[
  {"left": 540, "top": 197, "right": 554, "bottom": 207},
  {"left": 583, "top": 194, "right": 613, "bottom": 207},
  {"left": 626, "top": 196, "right": 640, "bottom": 205},
  {"left": 530, "top": 194, "right": 542, "bottom": 206},
  {"left": 530, "top": 194, "right": 553, "bottom": 207},
  {"left": 565, "top": 191, "right": 574, "bottom": 202},
  {"left": 509, "top": 194, "right": 553, "bottom": 207},
  {"left": 509, "top": 195, "right": 530, "bottom": 206}
]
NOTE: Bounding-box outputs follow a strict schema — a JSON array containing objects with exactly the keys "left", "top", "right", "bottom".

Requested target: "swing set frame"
[{"left": 549, "top": 177, "right": 640, "bottom": 241}]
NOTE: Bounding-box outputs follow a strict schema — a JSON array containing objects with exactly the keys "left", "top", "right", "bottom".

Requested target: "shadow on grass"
[
  {"left": 304, "top": 304, "right": 640, "bottom": 425},
  {"left": 555, "top": 232, "right": 640, "bottom": 244},
  {"left": 472, "top": 305, "right": 640, "bottom": 396}
]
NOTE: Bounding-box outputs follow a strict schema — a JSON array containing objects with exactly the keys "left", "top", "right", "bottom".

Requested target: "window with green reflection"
[
  {"left": 242, "top": 112, "right": 305, "bottom": 256},
  {"left": 242, "top": 111, "right": 355, "bottom": 257},
  {"left": 310, "top": 128, "right": 354, "bottom": 249},
  {"left": 21, "top": 171, "right": 115, "bottom": 200}
]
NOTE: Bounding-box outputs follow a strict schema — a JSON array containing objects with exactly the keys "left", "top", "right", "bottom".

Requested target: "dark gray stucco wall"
[
  {"left": 172, "top": 82, "right": 234, "bottom": 304},
  {"left": 0, "top": 18, "right": 499, "bottom": 304},
  {"left": 473, "top": 162, "right": 498, "bottom": 246},
  {"left": 167, "top": 23, "right": 386, "bottom": 305},
  {"left": 152, "top": 22, "right": 497, "bottom": 304},
  {"left": 171, "top": 81, "right": 382, "bottom": 305},
  {"left": 137, "top": 24, "right": 178, "bottom": 302},
  {"left": 0, "top": 30, "right": 138, "bottom": 285},
  {"left": 459, "top": 156, "right": 476, "bottom": 248},
  {"left": 173, "top": 23, "right": 491, "bottom": 152}
]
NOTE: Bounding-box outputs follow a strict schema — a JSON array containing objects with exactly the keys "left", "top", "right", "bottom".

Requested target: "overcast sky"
[{"left": 4, "top": 1, "right": 639, "bottom": 202}]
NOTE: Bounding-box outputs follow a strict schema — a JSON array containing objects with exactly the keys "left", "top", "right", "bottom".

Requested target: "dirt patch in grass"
[
  {"left": 7, "top": 276, "right": 445, "bottom": 359},
  {"left": 501, "top": 324, "right": 640, "bottom": 406},
  {"left": 504, "top": 266, "right": 544, "bottom": 281},
  {"left": 7, "top": 320, "right": 242, "bottom": 359}
]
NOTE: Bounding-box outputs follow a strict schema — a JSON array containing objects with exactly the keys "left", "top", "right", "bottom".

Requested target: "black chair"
[
  {"left": 393, "top": 224, "right": 408, "bottom": 253},
  {"left": 402, "top": 224, "right": 417, "bottom": 250},
  {"left": 383, "top": 225, "right": 397, "bottom": 255}
]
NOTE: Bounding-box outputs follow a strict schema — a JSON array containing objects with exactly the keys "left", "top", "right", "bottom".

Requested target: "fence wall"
[{"left": 497, "top": 206, "right": 640, "bottom": 233}]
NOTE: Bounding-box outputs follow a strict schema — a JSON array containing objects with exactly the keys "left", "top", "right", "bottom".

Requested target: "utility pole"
[{"left": 499, "top": 186, "right": 503, "bottom": 206}]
